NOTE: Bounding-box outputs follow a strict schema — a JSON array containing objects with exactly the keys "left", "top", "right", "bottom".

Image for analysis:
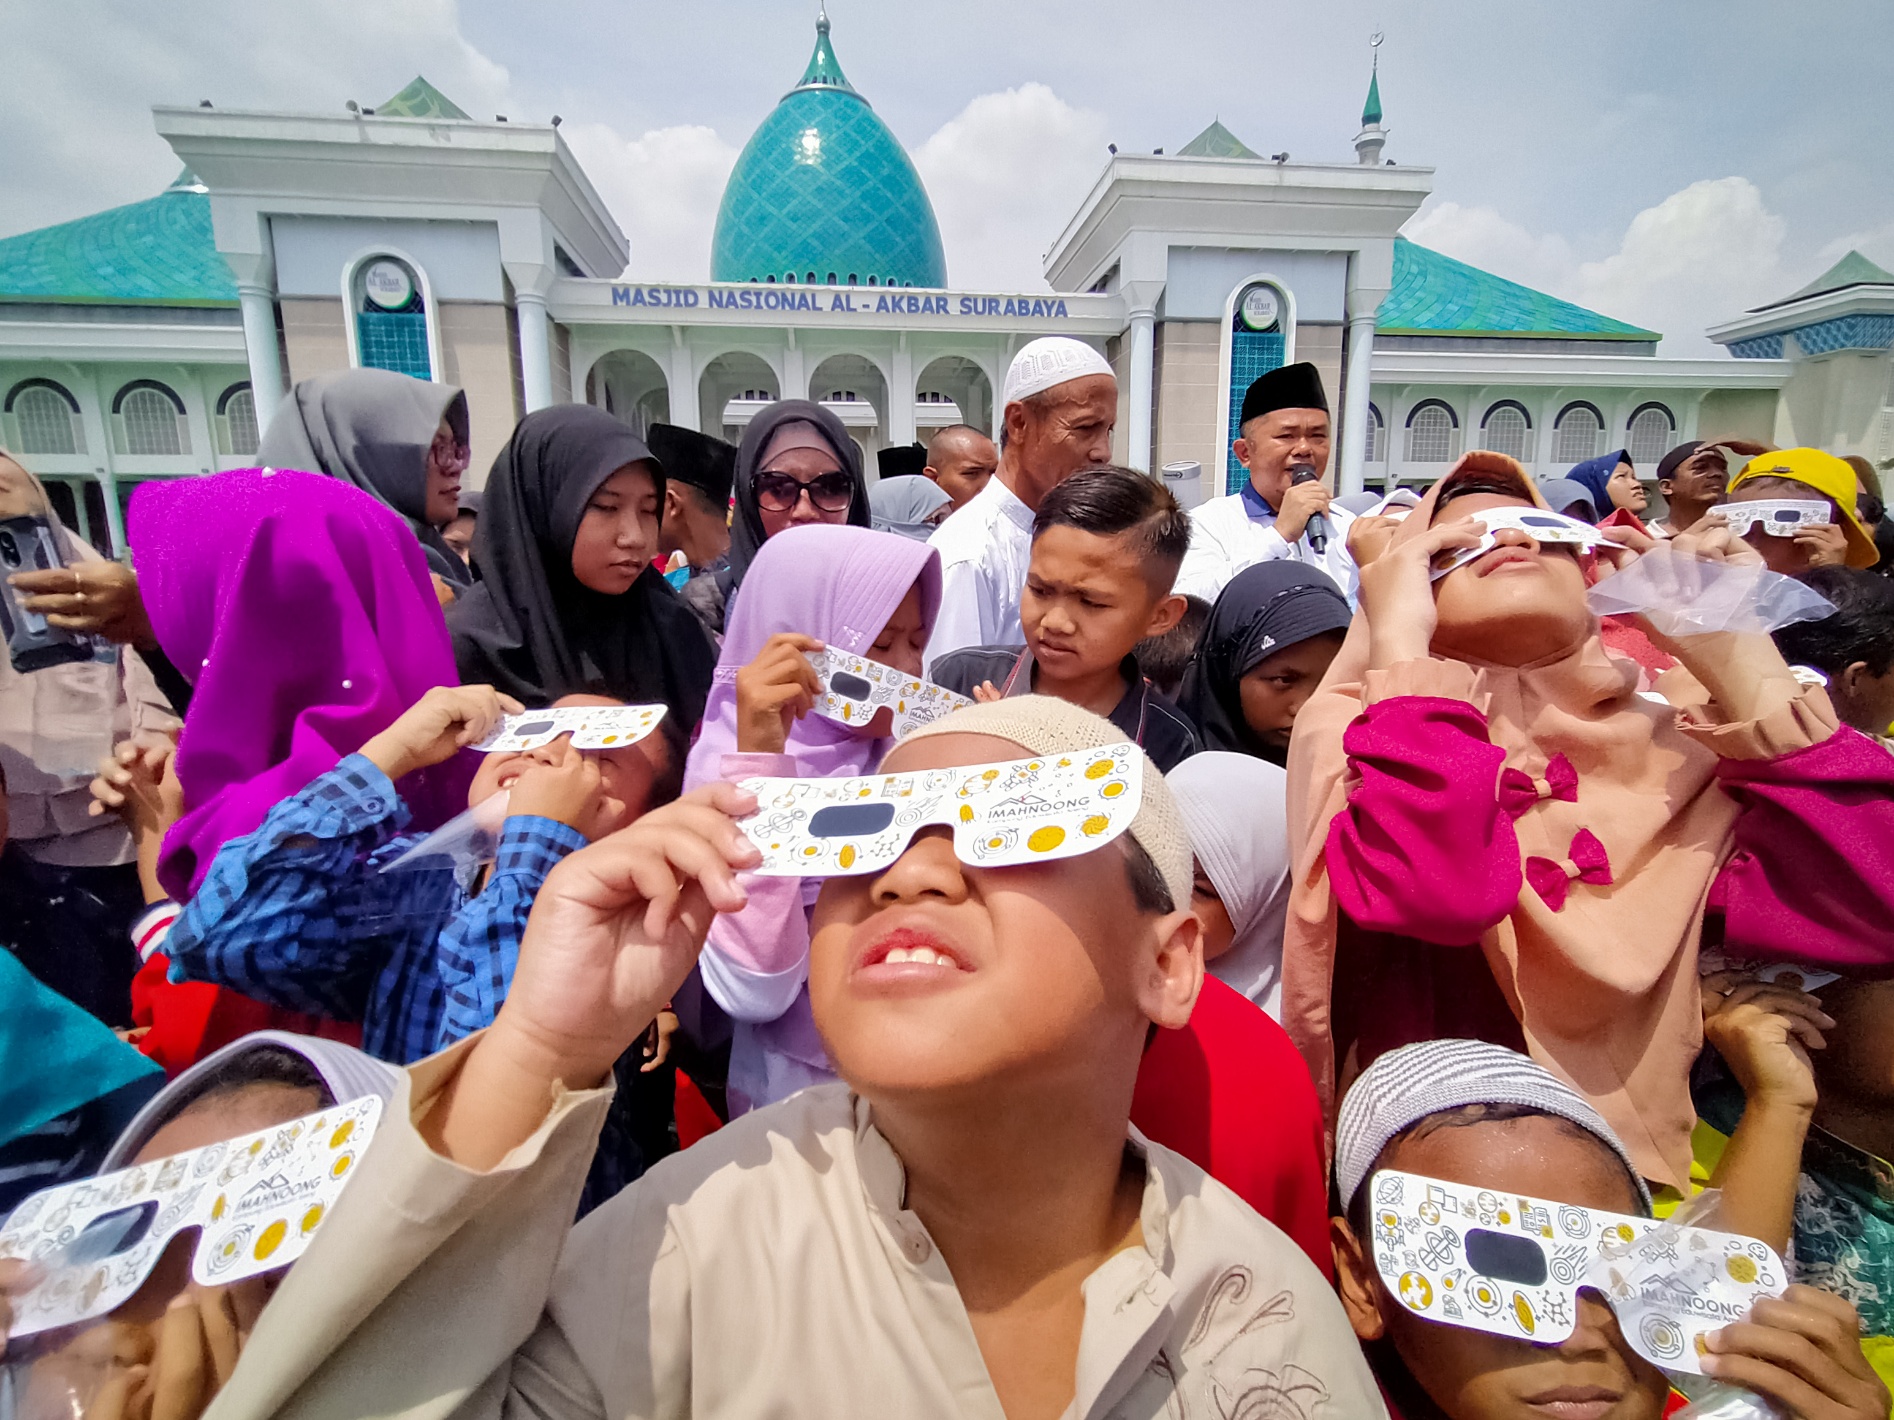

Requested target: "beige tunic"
[{"left": 208, "top": 1040, "right": 1385, "bottom": 1420}]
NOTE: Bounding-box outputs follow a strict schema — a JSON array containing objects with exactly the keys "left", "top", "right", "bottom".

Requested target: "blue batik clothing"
[{"left": 163, "top": 754, "right": 584, "bottom": 1066}]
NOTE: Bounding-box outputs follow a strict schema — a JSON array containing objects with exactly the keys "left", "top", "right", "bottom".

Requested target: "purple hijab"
[
  {"left": 132, "top": 469, "right": 472, "bottom": 897},
  {"left": 684, "top": 523, "right": 941, "bottom": 789}
]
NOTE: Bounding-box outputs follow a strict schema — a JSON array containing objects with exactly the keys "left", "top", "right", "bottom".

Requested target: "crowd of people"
[{"left": 1, "top": 332, "right": 1892, "bottom": 1420}]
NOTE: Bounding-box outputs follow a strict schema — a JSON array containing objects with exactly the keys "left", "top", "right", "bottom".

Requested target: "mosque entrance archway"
[
  {"left": 914, "top": 356, "right": 992, "bottom": 441},
  {"left": 587, "top": 350, "right": 669, "bottom": 435},
  {"left": 699, "top": 351, "right": 781, "bottom": 442},
  {"left": 808, "top": 353, "right": 887, "bottom": 468}
]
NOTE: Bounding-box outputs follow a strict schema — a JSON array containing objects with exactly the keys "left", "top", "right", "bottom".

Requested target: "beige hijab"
[{"left": 1280, "top": 452, "right": 1829, "bottom": 1187}]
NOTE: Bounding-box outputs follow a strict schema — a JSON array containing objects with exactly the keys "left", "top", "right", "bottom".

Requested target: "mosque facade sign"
[{"left": 557, "top": 280, "right": 1123, "bottom": 333}]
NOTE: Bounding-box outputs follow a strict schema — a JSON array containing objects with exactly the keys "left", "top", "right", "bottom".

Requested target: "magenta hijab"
[
  {"left": 131, "top": 469, "right": 472, "bottom": 897},
  {"left": 684, "top": 523, "right": 941, "bottom": 788}
]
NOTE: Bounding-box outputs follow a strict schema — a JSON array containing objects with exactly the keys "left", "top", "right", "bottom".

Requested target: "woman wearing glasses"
[
  {"left": 257, "top": 367, "right": 475, "bottom": 598},
  {"left": 448, "top": 405, "right": 716, "bottom": 727},
  {"left": 679, "top": 399, "right": 872, "bottom": 636}
]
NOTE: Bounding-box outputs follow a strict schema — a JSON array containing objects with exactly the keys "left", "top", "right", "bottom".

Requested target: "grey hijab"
[
  {"left": 869, "top": 475, "right": 951, "bottom": 540},
  {"left": 257, "top": 368, "right": 471, "bottom": 585}
]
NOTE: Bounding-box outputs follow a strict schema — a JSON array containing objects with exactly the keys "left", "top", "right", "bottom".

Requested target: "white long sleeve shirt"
[
  {"left": 923, "top": 475, "right": 1035, "bottom": 673},
  {"left": 1174, "top": 488, "right": 1360, "bottom": 605}
]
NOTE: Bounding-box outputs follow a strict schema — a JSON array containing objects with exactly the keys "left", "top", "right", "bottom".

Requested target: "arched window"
[
  {"left": 1626, "top": 403, "right": 1675, "bottom": 466},
  {"left": 1555, "top": 402, "right": 1604, "bottom": 464},
  {"left": 1364, "top": 403, "right": 1384, "bottom": 464},
  {"left": 216, "top": 383, "right": 259, "bottom": 458},
  {"left": 1405, "top": 401, "right": 1459, "bottom": 464},
  {"left": 4, "top": 379, "right": 83, "bottom": 456},
  {"left": 352, "top": 255, "right": 432, "bottom": 380},
  {"left": 113, "top": 381, "right": 187, "bottom": 457},
  {"left": 1480, "top": 401, "right": 1533, "bottom": 463}
]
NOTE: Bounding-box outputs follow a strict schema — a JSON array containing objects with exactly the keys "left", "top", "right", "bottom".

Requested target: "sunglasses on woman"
[{"left": 755, "top": 468, "right": 854, "bottom": 514}]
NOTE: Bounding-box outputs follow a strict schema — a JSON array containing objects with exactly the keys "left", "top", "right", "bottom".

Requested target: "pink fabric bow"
[
  {"left": 1498, "top": 753, "right": 1579, "bottom": 819},
  {"left": 1525, "top": 828, "right": 1612, "bottom": 911}
]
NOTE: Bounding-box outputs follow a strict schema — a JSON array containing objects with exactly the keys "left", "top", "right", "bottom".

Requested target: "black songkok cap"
[
  {"left": 1240, "top": 361, "right": 1329, "bottom": 426},
  {"left": 1654, "top": 441, "right": 1704, "bottom": 483},
  {"left": 876, "top": 442, "right": 928, "bottom": 480},
  {"left": 644, "top": 423, "right": 737, "bottom": 507}
]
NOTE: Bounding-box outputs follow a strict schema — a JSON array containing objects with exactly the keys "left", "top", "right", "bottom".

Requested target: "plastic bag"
[
  {"left": 1662, "top": 1190, "right": 1790, "bottom": 1420},
  {"left": 378, "top": 790, "right": 510, "bottom": 875},
  {"left": 1587, "top": 545, "right": 1835, "bottom": 637}
]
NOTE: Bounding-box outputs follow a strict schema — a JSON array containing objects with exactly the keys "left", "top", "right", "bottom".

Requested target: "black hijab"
[
  {"left": 1178, "top": 562, "right": 1354, "bottom": 764},
  {"left": 256, "top": 367, "right": 472, "bottom": 586},
  {"left": 721, "top": 399, "right": 872, "bottom": 595},
  {"left": 447, "top": 405, "right": 716, "bottom": 724}
]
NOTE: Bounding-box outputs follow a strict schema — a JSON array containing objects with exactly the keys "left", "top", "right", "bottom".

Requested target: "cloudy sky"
[{"left": 5, "top": 0, "right": 1890, "bottom": 353}]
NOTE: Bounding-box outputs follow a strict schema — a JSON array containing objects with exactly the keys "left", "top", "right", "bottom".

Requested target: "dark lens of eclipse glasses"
[{"left": 756, "top": 470, "right": 854, "bottom": 514}]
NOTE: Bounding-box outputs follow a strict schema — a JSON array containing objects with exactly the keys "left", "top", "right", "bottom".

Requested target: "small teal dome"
[{"left": 711, "top": 11, "right": 947, "bottom": 289}]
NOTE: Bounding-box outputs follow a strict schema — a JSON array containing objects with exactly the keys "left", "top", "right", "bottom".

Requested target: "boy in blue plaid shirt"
[{"left": 161, "top": 686, "right": 683, "bottom": 1066}]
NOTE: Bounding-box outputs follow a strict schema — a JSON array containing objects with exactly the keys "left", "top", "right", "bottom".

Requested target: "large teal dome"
[{"left": 711, "top": 12, "right": 947, "bottom": 289}]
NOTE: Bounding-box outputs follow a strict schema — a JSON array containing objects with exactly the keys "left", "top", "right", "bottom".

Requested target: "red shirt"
[{"left": 1131, "top": 975, "right": 1332, "bottom": 1276}]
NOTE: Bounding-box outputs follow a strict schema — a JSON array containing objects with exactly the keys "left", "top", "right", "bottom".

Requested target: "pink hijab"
[
  {"left": 132, "top": 469, "right": 472, "bottom": 897},
  {"left": 683, "top": 522, "right": 942, "bottom": 788}
]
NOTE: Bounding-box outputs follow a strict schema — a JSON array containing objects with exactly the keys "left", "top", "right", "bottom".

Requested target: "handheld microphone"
[{"left": 1290, "top": 463, "right": 1329, "bottom": 554}]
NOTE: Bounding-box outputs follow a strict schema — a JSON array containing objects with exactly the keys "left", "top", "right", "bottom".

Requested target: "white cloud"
[
  {"left": 2, "top": 0, "right": 511, "bottom": 236},
  {"left": 913, "top": 84, "right": 1109, "bottom": 292},
  {"left": 560, "top": 123, "right": 739, "bottom": 282},
  {"left": 1402, "top": 179, "right": 1790, "bottom": 355}
]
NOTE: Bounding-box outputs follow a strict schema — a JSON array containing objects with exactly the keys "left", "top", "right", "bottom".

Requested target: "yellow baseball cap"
[{"left": 1729, "top": 448, "right": 1879, "bottom": 568}]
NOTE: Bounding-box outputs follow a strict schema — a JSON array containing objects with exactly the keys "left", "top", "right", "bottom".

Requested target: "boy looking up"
[
  {"left": 203, "top": 698, "right": 1383, "bottom": 1420},
  {"left": 1329, "top": 1038, "right": 1887, "bottom": 1420},
  {"left": 932, "top": 466, "right": 1201, "bottom": 771}
]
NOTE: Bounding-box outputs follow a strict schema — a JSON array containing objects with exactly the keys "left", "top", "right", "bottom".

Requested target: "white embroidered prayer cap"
[{"left": 1001, "top": 337, "right": 1115, "bottom": 408}]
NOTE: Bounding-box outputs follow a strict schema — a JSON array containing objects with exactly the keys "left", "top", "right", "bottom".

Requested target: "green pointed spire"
[
  {"left": 1177, "top": 120, "right": 1262, "bottom": 159},
  {"left": 377, "top": 76, "right": 471, "bottom": 120},
  {"left": 794, "top": 5, "right": 858, "bottom": 96},
  {"left": 1362, "top": 66, "right": 1383, "bottom": 127}
]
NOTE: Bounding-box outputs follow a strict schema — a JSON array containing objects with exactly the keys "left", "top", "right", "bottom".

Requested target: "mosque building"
[{"left": 1, "top": 12, "right": 1887, "bottom": 554}]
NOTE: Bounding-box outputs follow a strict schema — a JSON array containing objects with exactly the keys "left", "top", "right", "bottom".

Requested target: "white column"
[
  {"left": 1338, "top": 312, "right": 1378, "bottom": 495},
  {"left": 98, "top": 470, "right": 126, "bottom": 557},
  {"left": 889, "top": 336, "right": 916, "bottom": 448},
  {"left": 236, "top": 282, "right": 285, "bottom": 429},
  {"left": 668, "top": 328, "right": 698, "bottom": 431},
  {"left": 1127, "top": 309, "right": 1155, "bottom": 472},
  {"left": 516, "top": 291, "right": 554, "bottom": 413}
]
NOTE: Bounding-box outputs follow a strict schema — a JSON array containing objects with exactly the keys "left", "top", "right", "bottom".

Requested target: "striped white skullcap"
[
  {"left": 102, "top": 1031, "right": 403, "bottom": 1171},
  {"left": 1334, "top": 1038, "right": 1652, "bottom": 1213}
]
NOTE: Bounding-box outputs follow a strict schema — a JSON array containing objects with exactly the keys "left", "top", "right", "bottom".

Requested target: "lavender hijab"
[
  {"left": 684, "top": 523, "right": 942, "bottom": 789},
  {"left": 131, "top": 469, "right": 470, "bottom": 897}
]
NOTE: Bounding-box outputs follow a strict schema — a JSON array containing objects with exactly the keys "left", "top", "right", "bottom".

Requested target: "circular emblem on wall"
[
  {"left": 1239, "top": 285, "right": 1281, "bottom": 333},
  {"left": 363, "top": 260, "right": 415, "bottom": 310}
]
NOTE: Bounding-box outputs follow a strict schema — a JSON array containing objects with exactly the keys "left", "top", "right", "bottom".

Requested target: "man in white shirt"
[
  {"left": 925, "top": 337, "right": 1116, "bottom": 671},
  {"left": 1174, "top": 362, "right": 1360, "bottom": 604}
]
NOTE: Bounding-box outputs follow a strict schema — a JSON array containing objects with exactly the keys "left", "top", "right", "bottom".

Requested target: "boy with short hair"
[
  {"left": 932, "top": 465, "right": 1201, "bottom": 770},
  {"left": 1771, "top": 566, "right": 1894, "bottom": 742},
  {"left": 200, "top": 697, "right": 1385, "bottom": 1419},
  {"left": 1330, "top": 1038, "right": 1888, "bottom": 1420}
]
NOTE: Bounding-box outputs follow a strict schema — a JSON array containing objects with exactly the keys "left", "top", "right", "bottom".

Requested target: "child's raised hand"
[
  {"left": 1793, "top": 520, "right": 1851, "bottom": 570},
  {"left": 1700, "top": 1285, "right": 1890, "bottom": 1419},
  {"left": 89, "top": 734, "right": 177, "bottom": 835},
  {"left": 735, "top": 632, "right": 825, "bottom": 755},
  {"left": 1702, "top": 970, "right": 1830, "bottom": 1114},
  {"left": 508, "top": 739, "right": 610, "bottom": 840},
  {"left": 1357, "top": 520, "right": 1482, "bottom": 670},
  {"left": 360, "top": 685, "right": 523, "bottom": 782},
  {"left": 972, "top": 681, "right": 1003, "bottom": 704}
]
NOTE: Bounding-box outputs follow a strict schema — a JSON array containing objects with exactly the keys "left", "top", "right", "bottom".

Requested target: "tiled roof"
[
  {"left": 377, "top": 76, "right": 472, "bottom": 120},
  {"left": 1177, "top": 121, "right": 1261, "bottom": 160},
  {"left": 0, "top": 174, "right": 236, "bottom": 306},
  {"left": 1377, "top": 237, "right": 1657, "bottom": 340},
  {"left": 1770, "top": 249, "right": 1894, "bottom": 308}
]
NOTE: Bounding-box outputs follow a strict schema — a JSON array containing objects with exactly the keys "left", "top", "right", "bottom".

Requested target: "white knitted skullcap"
[
  {"left": 1334, "top": 1038, "right": 1652, "bottom": 1213},
  {"left": 1001, "top": 337, "right": 1115, "bottom": 407},
  {"left": 102, "top": 1030, "right": 404, "bottom": 1171},
  {"left": 896, "top": 695, "right": 1191, "bottom": 910}
]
